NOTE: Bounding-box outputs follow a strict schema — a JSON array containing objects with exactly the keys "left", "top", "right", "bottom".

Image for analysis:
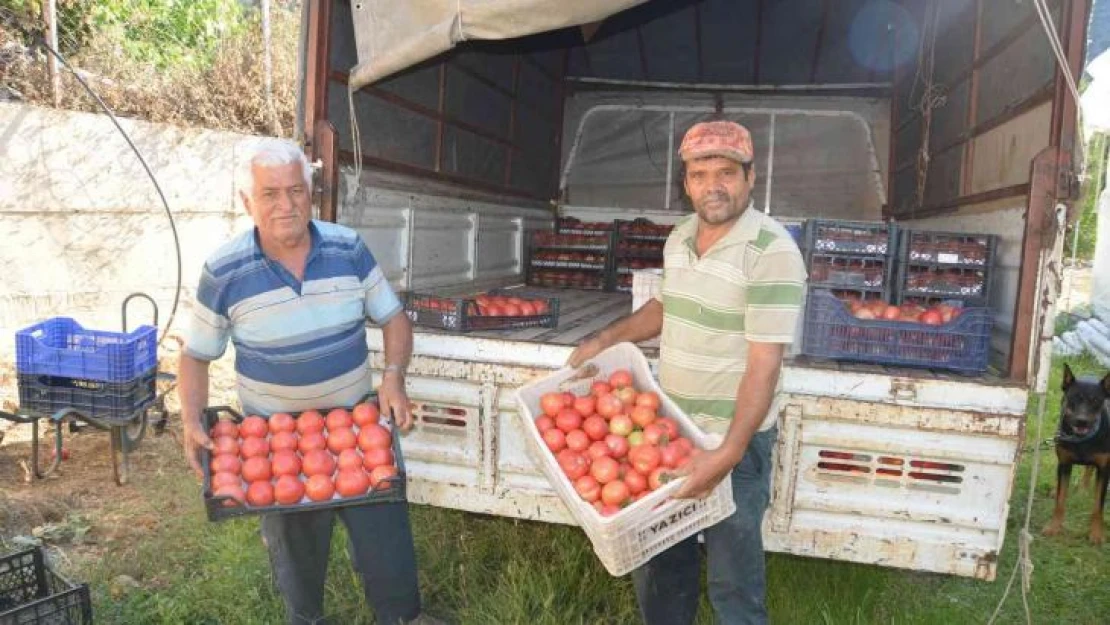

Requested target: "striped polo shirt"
[
  {"left": 183, "top": 220, "right": 402, "bottom": 416},
  {"left": 657, "top": 206, "right": 806, "bottom": 432}
]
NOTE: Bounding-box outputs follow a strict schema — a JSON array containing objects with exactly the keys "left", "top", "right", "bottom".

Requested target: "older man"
[
  {"left": 178, "top": 138, "right": 439, "bottom": 625},
  {"left": 568, "top": 120, "right": 806, "bottom": 625}
]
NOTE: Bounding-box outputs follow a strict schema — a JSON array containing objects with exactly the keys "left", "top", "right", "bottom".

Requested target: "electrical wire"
[{"left": 34, "top": 37, "right": 183, "bottom": 347}]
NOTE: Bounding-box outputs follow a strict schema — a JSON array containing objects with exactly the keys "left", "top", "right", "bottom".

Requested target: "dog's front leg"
[
  {"left": 1043, "top": 460, "right": 1073, "bottom": 536},
  {"left": 1089, "top": 461, "right": 1109, "bottom": 545}
]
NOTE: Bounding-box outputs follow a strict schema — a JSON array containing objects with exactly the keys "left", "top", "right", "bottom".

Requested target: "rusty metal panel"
[
  {"left": 969, "top": 102, "right": 1053, "bottom": 194},
  {"left": 975, "top": 23, "right": 1057, "bottom": 125}
]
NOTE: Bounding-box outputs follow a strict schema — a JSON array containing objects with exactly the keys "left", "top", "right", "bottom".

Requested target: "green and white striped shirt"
[{"left": 657, "top": 206, "right": 806, "bottom": 432}]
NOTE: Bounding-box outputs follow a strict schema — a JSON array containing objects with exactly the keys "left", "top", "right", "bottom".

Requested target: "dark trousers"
[
  {"left": 260, "top": 502, "right": 422, "bottom": 625},
  {"left": 632, "top": 427, "right": 777, "bottom": 625}
]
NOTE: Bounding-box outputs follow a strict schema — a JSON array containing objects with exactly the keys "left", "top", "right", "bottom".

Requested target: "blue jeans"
[
  {"left": 260, "top": 502, "right": 422, "bottom": 625},
  {"left": 632, "top": 427, "right": 777, "bottom": 625}
]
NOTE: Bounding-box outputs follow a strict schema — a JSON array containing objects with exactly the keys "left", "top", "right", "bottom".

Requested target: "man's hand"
[
  {"left": 182, "top": 414, "right": 214, "bottom": 480},
  {"left": 673, "top": 447, "right": 738, "bottom": 499},
  {"left": 567, "top": 335, "right": 607, "bottom": 369},
  {"left": 379, "top": 372, "right": 414, "bottom": 432}
]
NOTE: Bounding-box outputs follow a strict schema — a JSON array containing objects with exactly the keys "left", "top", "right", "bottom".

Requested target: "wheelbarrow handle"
[{"left": 122, "top": 292, "right": 159, "bottom": 333}]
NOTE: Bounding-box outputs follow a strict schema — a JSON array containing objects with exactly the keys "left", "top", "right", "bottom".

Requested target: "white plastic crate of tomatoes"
[{"left": 515, "top": 342, "right": 736, "bottom": 577}]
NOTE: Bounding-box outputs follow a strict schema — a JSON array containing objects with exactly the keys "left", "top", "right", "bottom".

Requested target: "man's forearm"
[
  {"left": 381, "top": 312, "right": 414, "bottom": 372},
  {"left": 598, "top": 299, "right": 664, "bottom": 347},
  {"left": 178, "top": 354, "right": 211, "bottom": 424}
]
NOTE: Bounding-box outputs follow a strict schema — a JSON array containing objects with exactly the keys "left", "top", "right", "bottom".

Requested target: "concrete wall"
[{"left": 0, "top": 103, "right": 261, "bottom": 409}]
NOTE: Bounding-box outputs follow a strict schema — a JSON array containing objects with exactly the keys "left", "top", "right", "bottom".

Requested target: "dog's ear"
[
  {"left": 1101, "top": 371, "right": 1110, "bottom": 397},
  {"left": 1062, "top": 363, "right": 1075, "bottom": 391}
]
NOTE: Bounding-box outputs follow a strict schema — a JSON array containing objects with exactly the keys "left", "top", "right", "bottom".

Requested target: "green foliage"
[{"left": 1070, "top": 132, "right": 1107, "bottom": 262}]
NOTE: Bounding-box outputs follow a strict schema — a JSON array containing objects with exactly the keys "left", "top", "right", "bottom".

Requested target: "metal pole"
[
  {"left": 45, "top": 0, "right": 59, "bottom": 107},
  {"left": 261, "top": 0, "right": 279, "bottom": 135}
]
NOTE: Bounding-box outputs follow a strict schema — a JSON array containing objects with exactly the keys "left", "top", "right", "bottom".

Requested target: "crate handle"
[{"left": 122, "top": 292, "right": 159, "bottom": 333}]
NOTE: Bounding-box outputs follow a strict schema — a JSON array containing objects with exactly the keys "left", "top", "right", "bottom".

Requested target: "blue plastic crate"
[
  {"left": 16, "top": 317, "right": 157, "bottom": 383},
  {"left": 802, "top": 290, "right": 992, "bottom": 373},
  {"left": 17, "top": 369, "right": 156, "bottom": 422}
]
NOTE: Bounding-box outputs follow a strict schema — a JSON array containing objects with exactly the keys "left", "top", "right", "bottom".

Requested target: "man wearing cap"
[{"left": 567, "top": 120, "right": 806, "bottom": 625}]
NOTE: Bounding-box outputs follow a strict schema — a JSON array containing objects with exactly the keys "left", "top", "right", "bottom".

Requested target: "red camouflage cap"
[{"left": 678, "top": 120, "right": 754, "bottom": 164}]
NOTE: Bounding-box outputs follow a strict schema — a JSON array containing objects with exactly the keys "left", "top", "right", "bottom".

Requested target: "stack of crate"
[{"left": 803, "top": 219, "right": 897, "bottom": 305}]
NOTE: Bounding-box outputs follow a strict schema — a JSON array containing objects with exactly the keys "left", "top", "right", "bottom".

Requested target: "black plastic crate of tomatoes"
[
  {"left": 16, "top": 369, "right": 156, "bottom": 423},
  {"left": 403, "top": 291, "right": 560, "bottom": 332},
  {"left": 0, "top": 546, "right": 93, "bottom": 625},
  {"left": 802, "top": 290, "right": 992, "bottom": 374},
  {"left": 200, "top": 397, "right": 406, "bottom": 522},
  {"left": 806, "top": 253, "right": 893, "bottom": 297},
  {"left": 805, "top": 219, "right": 897, "bottom": 256}
]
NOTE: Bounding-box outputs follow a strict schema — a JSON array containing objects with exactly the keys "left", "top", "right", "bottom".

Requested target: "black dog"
[{"left": 1043, "top": 364, "right": 1110, "bottom": 544}]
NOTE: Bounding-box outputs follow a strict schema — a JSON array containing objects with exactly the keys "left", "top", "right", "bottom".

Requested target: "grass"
[{"left": 15, "top": 356, "right": 1110, "bottom": 624}]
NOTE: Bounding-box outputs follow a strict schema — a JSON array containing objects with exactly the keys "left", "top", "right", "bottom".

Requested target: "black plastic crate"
[
  {"left": 802, "top": 290, "right": 992, "bottom": 374},
  {"left": 16, "top": 369, "right": 156, "bottom": 423},
  {"left": 806, "top": 253, "right": 893, "bottom": 297},
  {"left": 898, "top": 229, "right": 997, "bottom": 267},
  {"left": 556, "top": 217, "right": 614, "bottom": 236},
  {"left": 805, "top": 219, "right": 896, "bottom": 256},
  {"left": 201, "top": 394, "right": 406, "bottom": 522},
  {"left": 403, "top": 291, "right": 560, "bottom": 332},
  {"left": 0, "top": 547, "right": 92, "bottom": 625},
  {"left": 894, "top": 265, "right": 992, "bottom": 306}
]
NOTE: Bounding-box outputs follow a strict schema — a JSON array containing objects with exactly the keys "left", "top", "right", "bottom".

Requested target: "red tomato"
[
  {"left": 302, "top": 449, "right": 336, "bottom": 477},
  {"left": 634, "top": 392, "right": 661, "bottom": 411},
  {"left": 601, "top": 480, "right": 631, "bottom": 507},
  {"left": 305, "top": 474, "right": 335, "bottom": 501},
  {"left": 582, "top": 416, "right": 609, "bottom": 441},
  {"left": 352, "top": 402, "right": 381, "bottom": 427},
  {"left": 558, "top": 449, "right": 590, "bottom": 480},
  {"left": 271, "top": 450, "right": 302, "bottom": 477},
  {"left": 270, "top": 431, "right": 299, "bottom": 454},
  {"left": 543, "top": 428, "right": 566, "bottom": 452},
  {"left": 642, "top": 423, "right": 669, "bottom": 446},
  {"left": 212, "top": 471, "right": 241, "bottom": 489},
  {"left": 240, "top": 436, "right": 270, "bottom": 459},
  {"left": 630, "top": 445, "right": 662, "bottom": 475},
  {"left": 296, "top": 410, "right": 325, "bottom": 435},
  {"left": 565, "top": 429, "right": 590, "bottom": 452},
  {"left": 337, "top": 448, "right": 363, "bottom": 472},
  {"left": 609, "top": 369, "right": 634, "bottom": 389},
  {"left": 540, "top": 393, "right": 564, "bottom": 417},
  {"left": 273, "top": 475, "right": 305, "bottom": 505},
  {"left": 660, "top": 443, "right": 686, "bottom": 469},
  {"left": 502, "top": 303, "right": 522, "bottom": 316},
  {"left": 614, "top": 386, "right": 637, "bottom": 406},
  {"left": 604, "top": 433, "right": 630, "bottom": 459},
  {"left": 362, "top": 447, "right": 394, "bottom": 470},
  {"left": 649, "top": 467, "right": 672, "bottom": 491},
  {"left": 299, "top": 431, "right": 327, "bottom": 454},
  {"left": 555, "top": 409, "right": 583, "bottom": 434},
  {"left": 534, "top": 416, "right": 555, "bottom": 433},
  {"left": 575, "top": 475, "right": 601, "bottom": 503},
  {"left": 327, "top": 427, "right": 358, "bottom": 454},
  {"left": 240, "top": 416, "right": 268, "bottom": 439},
  {"left": 246, "top": 481, "right": 275, "bottom": 507},
  {"left": 573, "top": 395, "right": 597, "bottom": 418},
  {"left": 673, "top": 437, "right": 695, "bottom": 456},
  {"left": 630, "top": 406, "right": 656, "bottom": 429},
  {"left": 882, "top": 305, "right": 901, "bottom": 320},
  {"left": 532, "top": 299, "right": 549, "bottom": 314},
  {"left": 920, "top": 310, "right": 943, "bottom": 325},
  {"left": 242, "top": 456, "right": 272, "bottom": 483},
  {"left": 597, "top": 394, "right": 624, "bottom": 418},
  {"left": 486, "top": 304, "right": 505, "bottom": 316},
  {"left": 561, "top": 392, "right": 576, "bottom": 407},
  {"left": 357, "top": 425, "right": 392, "bottom": 451},
  {"left": 587, "top": 440, "right": 612, "bottom": 461},
  {"left": 656, "top": 417, "right": 680, "bottom": 441},
  {"left": 335, "top": 469, "right": 370, "bottom": 498},
  {"left": 590, "top": 381, "right": 612, "bottom": 397},
  {"left": 608, "top": 414, "right": 633, "bottom": 437},
  {"left": 591, "top": 456, "right": 621, "bottom": 484},
  {"left": 213, "top": 484, "right": 245, "bottom": 507},
  {"left": 213, "top": 436, "right": 239, "bottom": 457},
  {"left": 211, "top": 420, "right": 239, "bottom": 439},
  {"left": 599, "top": 503, "right": 621, "bottom": 516},
  {"left": 211, "top": 453, "right": 241, "bottom": 475},
  {"left": 369, "top": 465, "right": 399, "bottom": 490},
  {"left": 519, "top": 302, "right": 537, "bottom": 316},
  {"left": 624, "top": 469, "right": 648, "bottom": 495},
  {"left": 269, "top": 413, "right": 296, "bottom": 434},
  {"left": 326, "top": 409, "right": 353, "bottom": 431}
]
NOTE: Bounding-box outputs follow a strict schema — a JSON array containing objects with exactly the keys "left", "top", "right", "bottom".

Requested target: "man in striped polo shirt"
[
  {"left": 178, "top": 139, "right": 439, "bottom": 625},
  {"left": 568, "top": 120, "right": 806, "bottom": 625}
]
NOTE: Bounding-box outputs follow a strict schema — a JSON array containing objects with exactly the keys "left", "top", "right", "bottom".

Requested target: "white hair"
[{"left": 238, "top": 138, "right": 312, "bottom": 197}]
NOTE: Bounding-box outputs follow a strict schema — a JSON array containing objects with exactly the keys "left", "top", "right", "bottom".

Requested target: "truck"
[{"left": 292, "top": 0, "right": 1091, "bottom": 581}]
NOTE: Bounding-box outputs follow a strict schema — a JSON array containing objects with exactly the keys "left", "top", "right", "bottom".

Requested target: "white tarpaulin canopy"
[{"left": 348, "top": 0, "right": 648, "bottom": 90}]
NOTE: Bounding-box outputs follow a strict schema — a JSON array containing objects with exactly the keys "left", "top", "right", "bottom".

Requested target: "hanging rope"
[{"left": 909, "top": 1, "right": 946, "bottom": 212}]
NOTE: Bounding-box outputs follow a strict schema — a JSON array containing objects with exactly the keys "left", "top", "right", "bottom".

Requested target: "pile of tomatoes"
[
  {"left": 843, "top": 298, "right": 962, "bottom": 325},
  {"left": 413, "top": 293, "right": 551, "bottom": 318},
  {"left": 207, "top": 400, "right": 399, "bottom": 509},
  {"left": 534, "top": 369, "right": 700, "bottom": 517}
]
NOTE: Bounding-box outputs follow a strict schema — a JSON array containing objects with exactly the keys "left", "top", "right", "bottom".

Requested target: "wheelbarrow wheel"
[{"left": 121, "top": 410, "right": 148, "bottom": 452}]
